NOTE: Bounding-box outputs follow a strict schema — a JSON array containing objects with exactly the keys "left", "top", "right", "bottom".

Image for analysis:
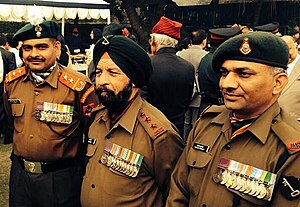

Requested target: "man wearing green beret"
[
  {"left": 3, "top": 20, "right": 97, "bottom": 207},
  {"left": 167, "top": 32, "right": 300, "bottom": 207},
  {"left": 80, "top": 35, "right": 184, "bottom": 207}
]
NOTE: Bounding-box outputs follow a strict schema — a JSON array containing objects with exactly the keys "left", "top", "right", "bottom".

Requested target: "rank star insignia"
[
  {"left": 63, "top": 75, "right": 68, "bottom": 80},
  {"left": 239, "top": 37, "right": 252, "bottom": 55},
  {"left": 69, "top": 78, "right": 74, "bottom": 83}
]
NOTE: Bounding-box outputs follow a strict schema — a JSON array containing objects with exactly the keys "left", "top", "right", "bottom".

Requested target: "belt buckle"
[{"left": 23, "top": 160, "right": 43, "bottom": 174}]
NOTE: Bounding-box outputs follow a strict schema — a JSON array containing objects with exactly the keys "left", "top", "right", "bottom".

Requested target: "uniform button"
[
  {"left": 225, "top": 144, "right": 231, "bottom": 150},
  {"left": 34, "top": 91, "right": 39, "bottom": 96},
  {"left": 202, "top": 204, "right": 207, "bottom": 207},
  {"left": 98, "top": 160, "right": 101, "bottom": 164},
  {"left": 29, "top": 135, "right": 33, "bottom": 139},
  {"left": 91, "top": 184, "right": 95, "bottom": 188},
  {"left": 192, "top": 161, "right": 196, "bottom": 165}
]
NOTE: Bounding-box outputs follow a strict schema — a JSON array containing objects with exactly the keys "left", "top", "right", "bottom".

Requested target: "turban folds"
[{"left": 93, "top": 35, "right": 153, "bottom": 87}]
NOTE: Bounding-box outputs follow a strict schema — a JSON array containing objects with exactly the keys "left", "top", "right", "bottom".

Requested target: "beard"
[{"left": 95, "top": 82, "right": 133, "bottom": 111}]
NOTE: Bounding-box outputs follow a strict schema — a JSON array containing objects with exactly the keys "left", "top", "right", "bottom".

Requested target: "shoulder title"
[
  {"left": 59, "top": 71, "right": 86, "bottom": 92},
  {"left": 80, "top": 86, "right": 95, "bottom": 103},
  {"left": 138, "top": 109, "right": 167, "bottom": 140},
  {"left": 272, "top": 119, "right": 300, "bottom": 154},
  {"left": 5, "top": 67, "right": 26, "bottom": 83}
]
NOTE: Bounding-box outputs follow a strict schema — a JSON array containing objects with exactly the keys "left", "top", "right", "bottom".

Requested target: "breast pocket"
[
  {"left": 11, "top": 104, "right": 25, "bottom": 133},
  {"left": 84, "top": 140, "right": 99, "bottom": 178},
  {"left": 187, "top": 149, "right": 212, "bottom": 196}
]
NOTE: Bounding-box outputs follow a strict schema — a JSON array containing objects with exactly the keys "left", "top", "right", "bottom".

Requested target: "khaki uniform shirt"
[
  {"left": 167, "top": 102, "right": 300, "bottom": 207},
  {"left": 81, "top": 95, "right": 184, "bottom": 207},
  {"left": 4, "top": 64, "right": 97, "bottom": 161}
]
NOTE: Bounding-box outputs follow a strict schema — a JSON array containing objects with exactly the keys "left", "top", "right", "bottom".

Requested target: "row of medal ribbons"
[
  {"left": 34, "top": 102, "right": 74, "bottom": 124},
  {"left": 213, "top": 158, "right": 277, "bottom": 201},
  {"left": 101, "top": 141, "right": 144, "bottom": 178}
]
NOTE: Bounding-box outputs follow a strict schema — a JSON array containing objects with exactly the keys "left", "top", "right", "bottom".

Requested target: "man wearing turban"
[{"left": 80, "top": 35, "right": 184, "bottom": 207}]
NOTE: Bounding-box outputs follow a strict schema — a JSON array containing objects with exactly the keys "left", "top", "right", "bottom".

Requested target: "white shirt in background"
[{"left": 287, "top": 53, "right": 300, "bottom": 77}]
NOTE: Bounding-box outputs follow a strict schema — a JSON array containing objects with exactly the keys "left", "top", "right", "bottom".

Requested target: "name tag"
[
  {"left": 193, "top": 143, "right": 210, "bottom": 153},
  {"left": 8, "top": 98, "right": 21, "bottom": 104}
]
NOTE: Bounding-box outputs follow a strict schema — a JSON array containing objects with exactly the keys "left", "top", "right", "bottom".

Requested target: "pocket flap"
[
  {"left": 11, "top": 104, "right": 25, "bottom": 117},
  {"left": 86, "top": 140, "right": 98, "bottom": 157},
  {"left": 187, "top": 148, "right": 212, "bottom": 168}
]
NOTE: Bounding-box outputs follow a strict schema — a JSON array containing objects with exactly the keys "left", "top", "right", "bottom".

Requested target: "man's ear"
[
  {"left": 55, "top": 41, "right": 61, "bottom": 59},
  {"left": 273, "top": 73, "right": 288, "bottom": 95}
]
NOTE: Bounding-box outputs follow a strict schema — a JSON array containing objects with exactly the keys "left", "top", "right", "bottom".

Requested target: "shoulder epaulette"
[
  {"left": 80, "top": 86, "right": 94, "bottom": 103},
  {"left": 59, "top": 71, "right": 86, "bottom": 92},
  {"left": 200, "top": 105, "right": 226, "bottom": 118},
  {"left": 138, "top": 108, "right": 167, "bottom": 140},
  {"left": 272, "top": 115, "right": 300, "bottom": 154},
  {"left": 5, "top": 67, "right": 26, "bottom": 83}
]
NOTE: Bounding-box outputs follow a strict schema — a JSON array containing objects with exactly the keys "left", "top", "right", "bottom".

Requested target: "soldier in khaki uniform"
[
  {"left": 80, "top": 35, "right": 184, "bottom": 207},
  {"left": 167, "top": 32, "right": 300, "bottom": 207},
  {"left": 3, "top": 20, "right": 97, "bottom": 207}
]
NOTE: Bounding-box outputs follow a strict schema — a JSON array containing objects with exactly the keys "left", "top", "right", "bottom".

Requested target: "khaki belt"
[{"left": 16, "top": 155, "right": 75, "bottom": 174}]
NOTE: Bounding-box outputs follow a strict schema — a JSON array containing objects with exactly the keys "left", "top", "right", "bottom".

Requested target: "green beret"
[
  {"left": 13, "top": 20, "right": 60, "bottom": 41},
  {"left": 93, "top": 35, "right": 153, "bottom": 87},
  {"left": 212, "top": 31, "right": 289, "bottom": 72}
]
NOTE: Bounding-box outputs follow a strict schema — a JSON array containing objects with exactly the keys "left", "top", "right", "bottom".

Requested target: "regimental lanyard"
[
  {"left": 34, "top": 102, "right": 74, "bottom": 124},
  {"left": 101, "top": 141, "right": 144, "bottom": 178},
  {"left": 213, "top": 158, "right": 277, "bottom": 201}
]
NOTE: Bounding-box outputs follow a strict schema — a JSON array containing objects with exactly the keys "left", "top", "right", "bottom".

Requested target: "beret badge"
[
  {"left": 239, "top": 37, "right": 252, "bottom": 55},
  {"left": 35, "top": 25, "right": 42, "bottom": 37}
]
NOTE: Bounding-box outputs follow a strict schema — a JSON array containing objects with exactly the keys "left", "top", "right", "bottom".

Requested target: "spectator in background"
[
  {"left": 279, "top": 35, "right": 300, "bottom": 121},
  {"left": 57, "top": 34, "right": 72, "bottom": 67},
  {"left": 65, "top": 27, "right": 89, "bottom": 55},
  {"left": 0, "top": 34, "right": 17, "bottom": 143},
  {"left": 86, "top": 28, "right": 102, "bottom": 64},
  {"left": 6, "top": 34, "right": 23, "bottom": 68},
  {"left": 176, "top": 37, "right": 191, "bottom": 52},
  {"left": 145, "top": 16, "right": 194, "bottom": 138},
  {"left": 198, "top": 27, "right": 241, "bottom": 113},
  {"left": 0, "top": 34, "right": 16, "bottom": 72},
  {"left": 177, "top": 29, "right": 208, "bottom": 140}
]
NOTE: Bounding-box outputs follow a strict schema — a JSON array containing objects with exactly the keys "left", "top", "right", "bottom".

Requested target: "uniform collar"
[
  {"left": 211, "top": 102, "right": 281, "bottom": 144},
  {"left": 97, "top": 94, "right": 143, "bottom": 134},
  {"left": 23, "top": 63, "right": 59, "bottom": 89}
]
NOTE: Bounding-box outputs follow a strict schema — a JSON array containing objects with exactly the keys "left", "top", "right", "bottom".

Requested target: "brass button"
[
  {"left": 34, "top": 91, "right": 39, "bottom": 96},
  {"left": 29, "top": 135, "right": 34, "bottom": 139}
]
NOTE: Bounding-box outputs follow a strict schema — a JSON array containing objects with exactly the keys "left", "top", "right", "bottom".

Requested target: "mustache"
[
  {"left": 27, "top": 57, "right": 45, "bottom": 62},
  {"left": 95, "top": 86, "right": 111, "bottom": 93}
]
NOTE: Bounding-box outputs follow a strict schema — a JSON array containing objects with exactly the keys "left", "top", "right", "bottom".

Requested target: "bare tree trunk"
[{"left": 122, "top": 0, "right": 147, "bottom": 42}]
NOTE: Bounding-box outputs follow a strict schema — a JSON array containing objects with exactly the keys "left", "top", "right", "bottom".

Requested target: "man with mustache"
[
  {"left": 80, "top": 35, "right": 184, "bottom": 207},
  {"left": 167, "top": 32, "right": 300, "bottom": 207},
  {"left": 3, "top": 20, "right": 97, "bottom": 207}
]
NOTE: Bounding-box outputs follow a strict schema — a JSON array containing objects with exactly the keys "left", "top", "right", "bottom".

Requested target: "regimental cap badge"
[
  {"left": 35, "top": 25, "right": 42, "bottom": 37},
  {"left": 239, "top": 37, "right": 252, "bottom": 55}
]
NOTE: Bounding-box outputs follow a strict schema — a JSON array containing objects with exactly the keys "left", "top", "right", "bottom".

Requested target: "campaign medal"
[
  {"left": 215, "top": 158, "right": 277, "bottom": 201},
  {"left": 101, "top": 141, "right": 144, "bottom": 177}
]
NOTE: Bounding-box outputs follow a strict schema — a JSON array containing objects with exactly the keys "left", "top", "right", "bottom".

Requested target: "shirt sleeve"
[
  {"left": 153, "top": 131, "right": 184, "bottom": 201},
  {"left": 166, "top": 138, "right": 191, "bottom": 207}
]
